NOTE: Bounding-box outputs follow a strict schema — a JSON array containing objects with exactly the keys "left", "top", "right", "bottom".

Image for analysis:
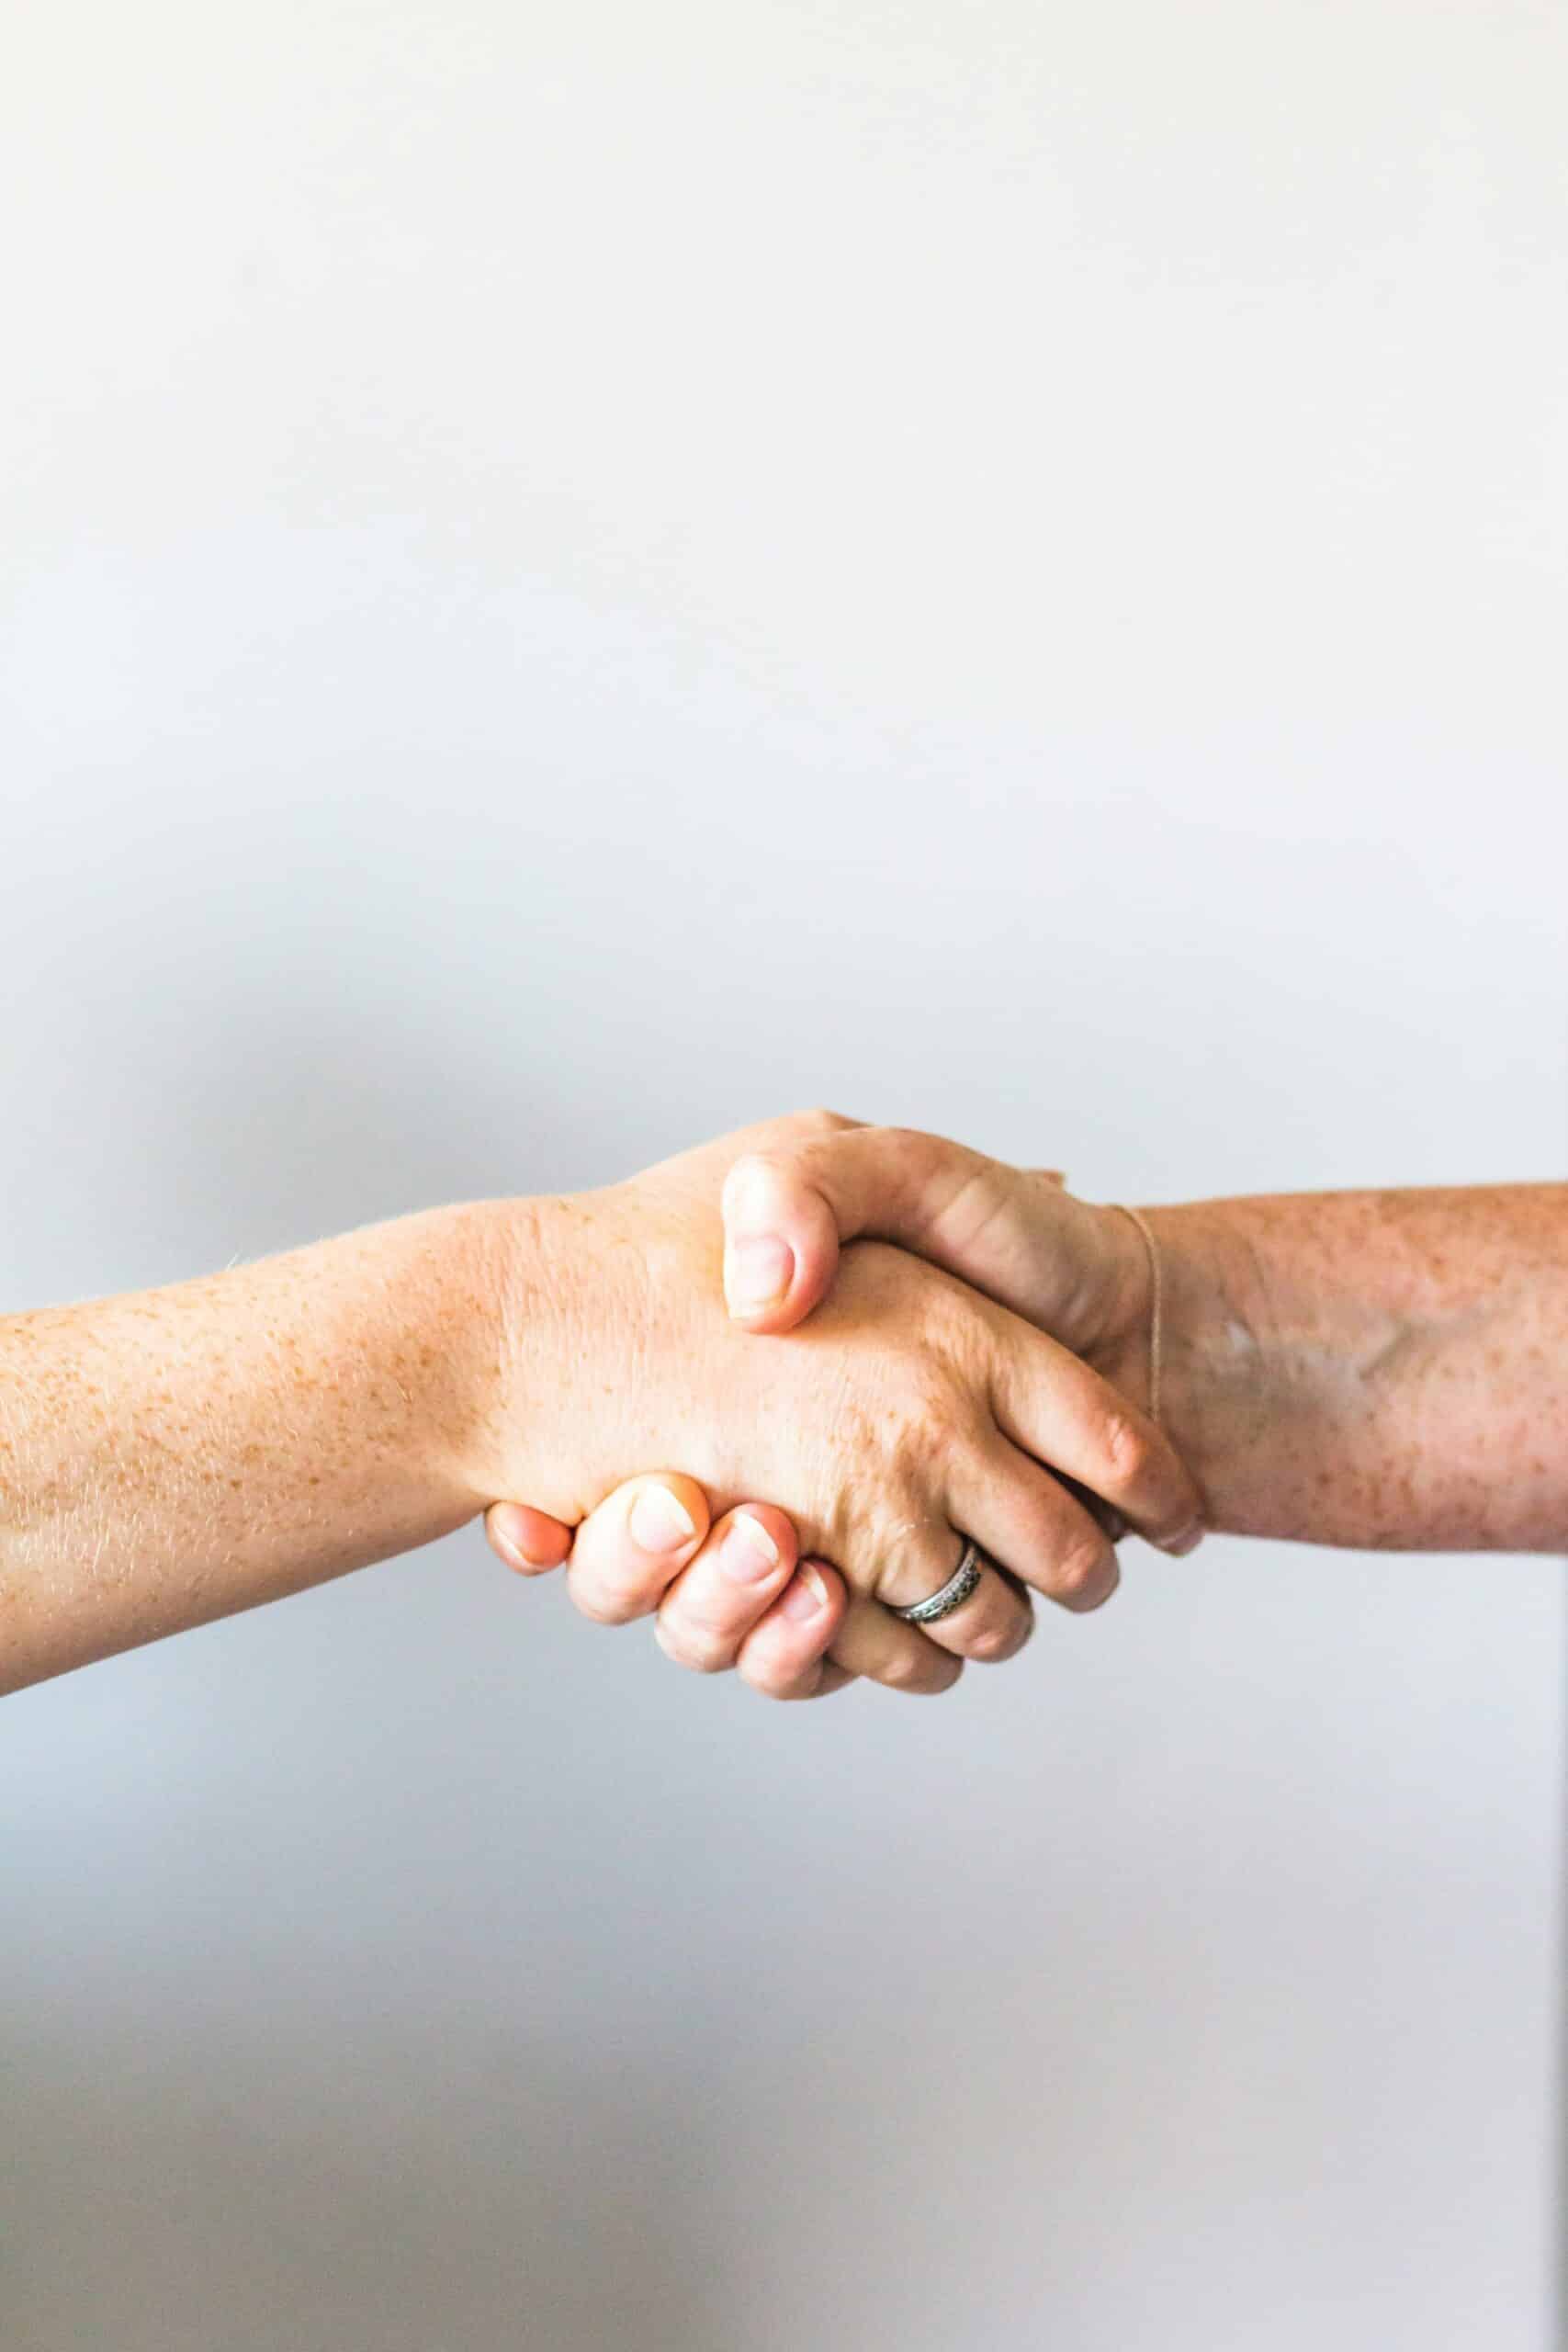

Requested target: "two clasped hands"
[
  {"left": 479, "top": 1111, "right": 1204, "bottom": 1704},
  {"left": 6, "top": 1105, "right": 1562, "bottom": 1696}
]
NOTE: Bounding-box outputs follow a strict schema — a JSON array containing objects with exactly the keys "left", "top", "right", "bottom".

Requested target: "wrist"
[
  {"left": 418, "top": 1193, "right": 567, "bottom": 1518},
  {"left": 446, "top": 1193, "right": 558, "bottom": 1514},
  {"left": 1077, "top": 1198, "right": 1158, "bottom": 1418},
  {"left": 1070, "top": 1196, "right": 1262, "bottom": 1534},
  {"left": 1126, "top": 1202, "right": 1265, "bottom": 1532},
  {"left": 456, "top": 1182, "right": 684, "bottom": 1527}
]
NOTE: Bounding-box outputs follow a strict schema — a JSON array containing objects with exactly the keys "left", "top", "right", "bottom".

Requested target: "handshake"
[
  {"left": 7, "top": 1098, "right": 1550, "bottom": 1698},
  {"left": 473, "top": 1111, "right": 1205, "bottom": 1705}
]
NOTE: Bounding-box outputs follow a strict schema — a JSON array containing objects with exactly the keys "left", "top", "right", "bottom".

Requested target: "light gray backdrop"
[{"left": 3, "top": 4, "right": 1565, "bottom": 2346}]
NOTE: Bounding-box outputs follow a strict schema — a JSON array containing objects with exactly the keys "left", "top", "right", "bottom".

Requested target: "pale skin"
[
  {"left": 705, "top": 1117, "right": 1568, "bottom": 1552},
  {"left": 0, "top": 1119, "right": 1199, "bottom": 1698},
  {"left": 15, "top": 1108, "right": 1562, "bottom": 1702},
  {"left": 498, "top": 1116, "right": 1568, "bottom": 1696}
]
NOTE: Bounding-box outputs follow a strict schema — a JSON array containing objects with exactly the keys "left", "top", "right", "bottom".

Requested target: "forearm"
[
  {"left": 0, "top": 1203, "right": 525, "bottom": 1692},
  {"left": 1136, "top": 1185, "right": 1568, "bottom": 1551},
  {"left": 705, "top": 1118, "right": 1568, "bottom": 1555}
]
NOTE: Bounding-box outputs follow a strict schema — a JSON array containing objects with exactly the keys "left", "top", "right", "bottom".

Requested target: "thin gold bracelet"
[{"left": 1111, "top": 1204, "right": 1163, "bottom": 1430}]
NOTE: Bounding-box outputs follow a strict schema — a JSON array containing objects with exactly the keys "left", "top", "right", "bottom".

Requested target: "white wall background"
[{"left": 2, "top": 4, "right": 1565, "bottom": 2346}]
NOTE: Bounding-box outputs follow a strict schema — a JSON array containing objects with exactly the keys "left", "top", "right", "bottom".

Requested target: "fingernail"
[
  {"left": 1165, "top": 1521, "right": 1205, "bottom": 1557},
  {"left": 628, "top": 1483, "right": 697, "bottom": 1555},
  {"left": 720, "top": 1511, "right": 781, "bottom": 1583},
  {"left": 725, "top": 1234, "right": 794, "bottom": 1318},
  {"left": 491, "top": 1508, "right": 552, "bottom": 1571},
  {"left": 780, "top": 1563, "right": 829, "bottom": 1622}
]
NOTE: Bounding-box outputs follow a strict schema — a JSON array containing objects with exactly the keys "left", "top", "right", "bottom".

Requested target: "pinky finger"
[
  {"left": 486, "top": 1501, "right": 576, "bottom": 1576},
  {"left": 735, "top": 1562, "right": 850, "bottom": 1701}
]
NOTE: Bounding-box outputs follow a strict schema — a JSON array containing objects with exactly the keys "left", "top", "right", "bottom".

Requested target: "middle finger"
[{"left": 655, "top": 1504, "right": 801, "bottom": 1674}]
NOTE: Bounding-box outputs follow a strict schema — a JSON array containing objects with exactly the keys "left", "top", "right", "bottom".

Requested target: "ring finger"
[
  {"left": 825, "top": 1592, "right": 964, "bottom": 1695},
  {"left": 877, "top": 1532, "right": 1036, "bottom": 1667}
]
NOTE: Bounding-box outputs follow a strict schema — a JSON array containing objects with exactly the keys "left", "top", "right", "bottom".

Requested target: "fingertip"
[
  {"left": 568, "top": 1472, "right": 713, "bottom": 1625},
  {"left": 728, "top": 1238, "right": 842, "bottom": 1333},
  {"left": 734, "top": 1558, "right": 846, "bottom": 1697},
  {"left": 776, "top": 1216, "right": 842, "bottom": 1330},
  {"left": 624, "top": 1472, "right": 711, "bottom": 1558},
  {"left": 810, "top": 1559, "right": 846, "bottom": 1608},
  {"left": 722, "top": 1503, "right": 799, "bottom": 1575},
  {"left": 722, "top": 1155, "right": 841, "bottom": 1330},
  {"left": 485, "top": 1502, "right": 572, "bottom": 1576},
  {"left": 723, "top": 1233, "right": 797, "bottom": 1325},
  {"left": 784, "top": 1558, "right": 845, "bottom": 1626}
]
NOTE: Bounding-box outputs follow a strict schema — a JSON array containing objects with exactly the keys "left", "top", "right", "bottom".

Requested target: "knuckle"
[
  {"left": 886, "top": 1417, "right": 945, "bottom": 1497},
  {"left": 879, "top": 1645, "right": 957, "bottom": 1695},
  {"left": 1099, "top": 1409, "right": 1152, "bottom": 1489},
  {"left": 738, "top": 1653, "right": 798, "bottom": 1702},
  {"left": 791, "top": 1105, "right": 853, "bottom": 1139},
  {"left": 1052, "top": 1536, "right": 1117, "bottom": 1605},
  {"left": 684, "top": 1638, "right": 733, "bottom": 1674},
  {"left": 886, "top": 1370, "right": 972, "bottom": 1468},
  {"left": 742, "top": 1108, "right": 852, "bottom": 1162},
  {"left": 880, "top": 1125, "right": 945, "bottom": 1185},
  {"left": 723, "top": 1148, "right": 778, "bottom": 1206},
  {"left": 571, "top": 1582, "right": 643, "bottom": 1627},
  {"left": 964, "top": 1612, "right": 1031, "bottom": 1663},
  {"left": 655, "top": 1619, "right": 733, "bottom": 1675},
  {"left": 1077, "top": 1558, "right": 1121, "bottom": 1611}
]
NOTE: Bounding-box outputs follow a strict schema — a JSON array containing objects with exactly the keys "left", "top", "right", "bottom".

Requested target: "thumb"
[
  {"left": 720, "top": 1127, "right": 1088, "bottom": 1338},
  {"left": 722, "top": 1152, "right": 843, "bottom": 1330}
]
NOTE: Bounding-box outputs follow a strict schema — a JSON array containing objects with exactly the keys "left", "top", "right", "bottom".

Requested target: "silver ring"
[{"left": 892, "top": 1538, "right": 985, "bottom": 1625}]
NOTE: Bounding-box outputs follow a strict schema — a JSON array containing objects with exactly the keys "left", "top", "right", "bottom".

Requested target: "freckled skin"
[
  {"left": 8, "top": 1115, "right": 1557, "bottom": 1697},
  {"left": 1114, "top": 1185, "right": 1568, "bottom": 1553},
  {"left": 779, "top": 1127, "right": 1568, "bottom": 1554},
  {"left": 0, "top": 1125, "right": 1198, "bottom": 1696}
]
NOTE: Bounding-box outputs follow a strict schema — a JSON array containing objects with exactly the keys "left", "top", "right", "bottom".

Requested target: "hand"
[
  {"left": 485, "top": 1477, "right": 852, "bottom": 1700},
  {"left": 468, "top": 1118, "right": 1202, "bottom": 1696},
  {"left": 717, "top": 1112, "right": 1157, "bottom": 1409}
]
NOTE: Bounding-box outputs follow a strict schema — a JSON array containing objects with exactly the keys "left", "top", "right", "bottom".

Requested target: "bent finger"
[
  {"left": 734, "top": 1562, "right": 851, "bottom": 1700},
  {"left": 655, "top": 1505, "right": 800, "bottom": 1675},
  {"left": 951, "top": 1437, "right": 1122, "bottom": 1615},
  {"left": 988, "top": 1320, "right": 1203, "bottom": 1555},
  {"left": 826, "top": 1592, "right": 964, "bottom": 1697},
  {"left": 486, "top": 1501, "right": 576, "bottom": 1577},
  {"left": 891, "top": 1538, "right": 1037, "bottom": 1664},
  {"left": 565, "top": 1473, "right": 713, "bottom": 1625}
]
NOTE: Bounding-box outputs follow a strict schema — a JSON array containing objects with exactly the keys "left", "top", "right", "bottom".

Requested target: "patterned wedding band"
[{"left": 892, "top": 1537, "right": 985, "bottom": 1625}]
